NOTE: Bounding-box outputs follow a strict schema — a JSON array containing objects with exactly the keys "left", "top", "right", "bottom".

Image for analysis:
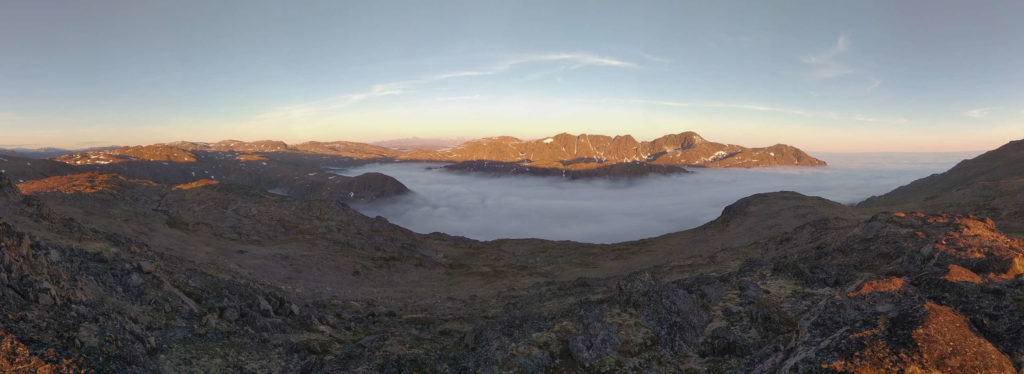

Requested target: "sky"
[{"left": 1, "top": 0, "right": 1022, "bottom": 151}]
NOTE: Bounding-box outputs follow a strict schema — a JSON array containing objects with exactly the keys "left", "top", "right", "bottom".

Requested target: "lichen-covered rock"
[{"left": 568, "top": 307, "right": 621, "bottom": 366}]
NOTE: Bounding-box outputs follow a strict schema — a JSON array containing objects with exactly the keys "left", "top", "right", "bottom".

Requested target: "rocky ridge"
[
  {"left": 46, "top": 132, "right": 824, "bottom": 180},
  {"left": 860, "top": 139, "right": 1024, "bottom": 234},
  {"left": 6, "top": 150, "right": 409, "bottom": 203},
  {"left": 398, "top": 131, "right": 826, "bottom": 169}
]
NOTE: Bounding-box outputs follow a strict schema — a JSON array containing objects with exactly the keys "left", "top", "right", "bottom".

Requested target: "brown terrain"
[
  {"left": 45, "top": 131, "right": 823, "bottom": 179},
  {"left": 859, "top": 139, "right": 1024, "bottom": 234},
  {"left": 0, "top": 138, "right": 1022, "bottom": 372},
  {"left": 37, "top": 145, "right": 410, "bottom": 203},
  {"left": 402, "top": 131, "right": 823, "bottom": 165},
  {"left": 402, "top": 131, "right": 826, "bottom": 176}
]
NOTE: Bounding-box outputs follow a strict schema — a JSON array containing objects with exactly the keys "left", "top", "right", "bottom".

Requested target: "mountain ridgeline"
[
  {"left": 399, "top": 131, "right": 826, "bottom": 169},
  {"left": 49, "top": 131, "right": 824, "bottom": 171}
]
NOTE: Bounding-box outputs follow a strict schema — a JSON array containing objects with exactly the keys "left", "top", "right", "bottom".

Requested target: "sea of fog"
[{"left": 333, "top": 152, "right": 982, "bottom": 244}]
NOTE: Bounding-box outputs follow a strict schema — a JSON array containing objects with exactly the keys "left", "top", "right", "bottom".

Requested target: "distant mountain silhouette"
[
  {"left": 370, "top": 137, "right": 468, "bottom": 151},
  {"left": 0, "top": 145, "right": 118, "bottom": 158}
]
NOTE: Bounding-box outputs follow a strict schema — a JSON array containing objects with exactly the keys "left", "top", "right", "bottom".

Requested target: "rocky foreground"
[{"left": 0, "top": 140, "right": 1021, "bottom": 372}]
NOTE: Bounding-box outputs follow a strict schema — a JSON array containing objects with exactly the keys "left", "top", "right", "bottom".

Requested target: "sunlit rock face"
[
  {"left": 398, "top": 131, "right": 827, "bottom": 169},
  {"left": 54, "top": 145, "right": 199, "bottom": 165}
]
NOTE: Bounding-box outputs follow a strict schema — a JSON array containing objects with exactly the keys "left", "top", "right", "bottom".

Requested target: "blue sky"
[{"left": 1, "top": 1, "right": 1021, "bottom": 151}]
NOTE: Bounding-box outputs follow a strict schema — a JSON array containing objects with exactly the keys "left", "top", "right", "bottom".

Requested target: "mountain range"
[
  {"left": 0, "top": 146, "right": 119, "bottom": 159},
  {"left": 0, "top": 136, "right": 1022, "bottom": 372},
  {"left": 398, "top": 131, "right": 826, "bottom": 169},
  {"left": 41, "top": 132, "right": 823, "bottom": 180},
  {"left": 52, "top": 131, "right": 823, "bottom": 167}
]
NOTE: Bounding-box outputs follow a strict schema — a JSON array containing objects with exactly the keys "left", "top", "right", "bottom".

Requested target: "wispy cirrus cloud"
[
  {"left": 255, "top": 85, "right": 406, "bottom": 120},
  {"left": 799, "top": 34, "right": 884, "bottom": 96},
  {"left": 255, "top": 53, "right": 636, "bottom": 120},
  {"left": 640, "top": 53, "right": 672, "bottom": 64},
  {"left": 505, "top": 53, "right": 637, "bottom": 69},
  {"left": 864, "top": 77, "right": 882, "bottom": 92},
  {"left": 631, "top": 99, "right": 908, "bottom": 124},
  {"left": 801, "top": 33, "right": 855, "bottom": 80},
  {"left": 631, "top": 99, "right": 811, "bottom": 116},
  {"left": 964, "top": 107, "right": 998, "bottom": 118}
]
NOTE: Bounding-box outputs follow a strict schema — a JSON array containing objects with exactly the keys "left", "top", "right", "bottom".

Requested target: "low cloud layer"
[{"left": 337, "top": 152, "right": 980, "bottom": 244}]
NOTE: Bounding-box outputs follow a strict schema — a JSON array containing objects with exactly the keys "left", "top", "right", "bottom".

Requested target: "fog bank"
[{"left": 336, "top": 152, "right": 981, "bottom": 243}]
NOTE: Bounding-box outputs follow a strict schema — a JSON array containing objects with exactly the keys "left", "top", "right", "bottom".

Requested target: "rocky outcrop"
[
  {"left": 16, "top": 171, "right": 158, "bottom": 195},
  {"left": 0, "top": 171, "right": 21, "bottom": 202},
  {"left": 53, "top": 145, "right": 198, "bottom": 164},
  {"left": 0, "top": 331, "right": 81, "bottom": 373},
  {"left": 112, "top": 145, "right": 198, "bottom": 162},
  {"left": 172, "top": 179, "right": 220, "bottom": 190}
]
